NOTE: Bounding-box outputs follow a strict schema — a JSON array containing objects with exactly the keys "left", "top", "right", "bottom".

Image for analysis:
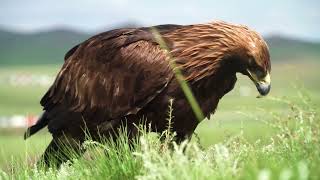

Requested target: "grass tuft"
[{"left": 0, "top": 91, "right": 319, "bottom": 179}]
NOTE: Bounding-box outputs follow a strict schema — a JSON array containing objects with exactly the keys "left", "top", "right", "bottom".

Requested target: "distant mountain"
[
  {"left": 0, "top": 28, "right": 91, "bottom": 66},
  {"left": 0, "top": 28, "right": 319, "bottom": 66},
  {"left": 266, "top": 35, "right": 320, "bottom": 62}
]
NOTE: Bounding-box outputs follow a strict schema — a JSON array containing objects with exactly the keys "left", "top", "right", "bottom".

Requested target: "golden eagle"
[{"left": 24, "top": 21, "right": 271, "bottom": 166}]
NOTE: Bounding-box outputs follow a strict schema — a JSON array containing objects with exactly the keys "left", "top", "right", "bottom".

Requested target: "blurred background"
[{"left": 0, "top": 0, "right": 319, "bottom": 167}]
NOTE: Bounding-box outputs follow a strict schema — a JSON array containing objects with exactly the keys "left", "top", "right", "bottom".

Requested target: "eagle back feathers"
[{"left": 41, "top": 28, "right": 175, "bottom": 120}]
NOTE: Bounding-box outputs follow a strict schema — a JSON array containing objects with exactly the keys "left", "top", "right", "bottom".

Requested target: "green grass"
[
  {"left": 0, "top": 132, "right": 51, "bottom": 169},
  {"left": 0, "top": 95, "right": 319, "bottom": 179},
  {"left": 0, "top": 60, "right": 320, "bottom": 179},
  {"left": 0, "top": 65, "right": 60, "bottom": 115}
]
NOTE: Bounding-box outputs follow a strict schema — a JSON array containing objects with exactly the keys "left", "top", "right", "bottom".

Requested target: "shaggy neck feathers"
[{"left": 163, "top": 21, "right": 268, "bottom": 82}]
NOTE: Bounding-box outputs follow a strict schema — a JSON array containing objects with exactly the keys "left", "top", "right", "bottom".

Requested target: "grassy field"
[{"left": 0, "top": 60, "right": 320, "bottom": 179}]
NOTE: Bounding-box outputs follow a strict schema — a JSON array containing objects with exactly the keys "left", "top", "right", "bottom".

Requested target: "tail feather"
[{"left": 24, "top": 112, "right": 49, "bottom": 139}]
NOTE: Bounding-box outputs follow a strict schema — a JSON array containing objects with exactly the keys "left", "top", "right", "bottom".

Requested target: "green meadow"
[{"left": 0, "top": 57, "right": 320, "bottom": 179}]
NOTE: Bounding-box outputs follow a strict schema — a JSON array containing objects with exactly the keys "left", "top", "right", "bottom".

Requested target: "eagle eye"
[
  {"left": 248, "top": 59, "right": 265, "bottom": 78},
  {"left": 254, "top": 69, "right": 264, "bottom": 79}
]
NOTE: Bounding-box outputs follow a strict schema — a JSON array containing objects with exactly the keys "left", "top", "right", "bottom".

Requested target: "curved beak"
[{"left": 247, "top": 70, "right": 271, "bottom": 96}]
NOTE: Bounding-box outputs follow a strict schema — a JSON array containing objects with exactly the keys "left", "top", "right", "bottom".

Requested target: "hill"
[
  {"left": 266, "top": 35, "right": 320, "bottom": 62},
  {"left": 0, "top": 28, "right": 90, "bottom": 66},
  {"left": 0, "top": 28, "right": 319, "bottom": 66}
]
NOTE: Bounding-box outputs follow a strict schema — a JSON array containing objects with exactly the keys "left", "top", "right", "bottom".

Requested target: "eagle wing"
[{"left": 41, "top": 28, "right": 174, "bottom": 121}]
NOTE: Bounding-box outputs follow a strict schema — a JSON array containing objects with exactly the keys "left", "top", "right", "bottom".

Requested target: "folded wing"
[{"left": 41, "top": 28, "right": 174, "bottom": 122}]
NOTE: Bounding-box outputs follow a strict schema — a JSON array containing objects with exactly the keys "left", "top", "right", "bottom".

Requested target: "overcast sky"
[{"left": 0, "top": 0, "right": 319, "bottom": 41}]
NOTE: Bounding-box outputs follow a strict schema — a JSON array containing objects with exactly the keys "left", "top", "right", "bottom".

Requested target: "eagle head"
[
  {"left": 211, "top": 21, "right": 271, "bottom": 96},
  {"left": 233, "top": 25, "right": 271, "bottom": 96}
]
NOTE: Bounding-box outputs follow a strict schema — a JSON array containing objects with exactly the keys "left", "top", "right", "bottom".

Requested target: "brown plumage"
[{"left": 24, "top": 21, "right": 271, "bottom": 166}]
